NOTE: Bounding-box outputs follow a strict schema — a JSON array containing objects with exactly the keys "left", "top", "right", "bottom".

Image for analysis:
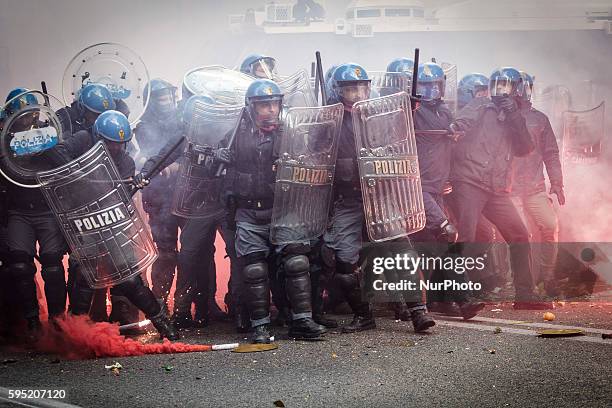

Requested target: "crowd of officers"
[{"left": 0, "top": 53, "right": 564, "bottom": 344}]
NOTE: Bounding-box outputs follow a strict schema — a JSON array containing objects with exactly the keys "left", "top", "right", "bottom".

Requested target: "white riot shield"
[
  {"left": 352, "top": 92, "right": 426, "bottom": 242},
  {"left": 183, "top": 66, "right": 254, "bottom": 105},
  {"left": 37, "top": 142, "right": 157, "bottom": 289},
  {"left": 62, "top": 43, "right": 150, "bottom": 125},
  {"left": 441, "top": 62, "right": 458, "bottom": 116},
  {"left": 277, "top": 70, "right": 317, "bottom": 108},
  {"left": 368, "top": 71, "right": 412, "bottom": 98},
  {"left": 271, "top": 103, "right": 344, "bottom": 244},
  {"left": 562, "top": 102, "right": 605, "bottom": 166},
  {"left": 171, "top": 101, "right": 244, "bottom": 219},
  {"left": 0, "top": 91, "right": 71, "bottom": 188}
]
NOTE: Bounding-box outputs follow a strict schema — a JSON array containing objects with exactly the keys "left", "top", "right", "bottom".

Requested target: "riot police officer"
[
  {"left": 225, "top": 79, "right": 326, "bottom": 343},
  {"left": 239, "top": 54, "right": 279, "bottom": 80},
  {"left": 44, "top": 110, "right": 178, "bottom": 340},
  {"left": 3, "top": 88, "right": 68, "bottom": 338}
]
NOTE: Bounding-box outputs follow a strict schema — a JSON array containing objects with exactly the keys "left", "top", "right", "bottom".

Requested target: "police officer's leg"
[
  {"left": 149, "top": 211, "right": 180, "bottom": 307},
  {"left": 36, "top": 214, "right": 68, "bottom": 320},
  {"left": 236, "top": 221, "right": 272, "bottom": 343},
  {"left": 270, "top": 253, "right": 290, "bottom": 327},
  {"left": 483, "top": 195, "right": 540, "bottom": 306},
  {"left": 281, "top": 244, "right": 326, "bottom": 339},
  {"left": 113, "top": 275, "right": 178, "bottom": 341},
  {"left": 0, "top": 226, "right": 20, "bottom": 336},
  {"left": 523, "top": 191, "right": 560, "bottom": 297},
  {"left": 323, "top": 197, "right": 374, "bottom": 333},
  {"left": 7, "top": 214, "right": 40, "bottom": 330},
  {"left": 69, "top": 264, "right": 94, "bottom": 316},
  {"left": 310, "top": 239, "right": 338, "bottom": 328},
  {"left": 174, "top": 218, "right": 207, "bottom": 328},
  {"left": 219, "top": 219, "right": 249, "bottom": 332}
]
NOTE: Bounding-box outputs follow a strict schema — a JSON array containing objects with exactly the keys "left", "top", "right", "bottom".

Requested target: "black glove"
[
  {"left": 447, "top": 123, "right": 465, "bottom": 142},
  {"left": 494, "top": 96, "right": 518, "bottom": 113},
  {"left": 132, "top": 172, "right": 150, "bottom": 190},
  {"left": 214, "top": 147, "right": 233, "bottom": 164},
  {"left": 437, "top": 220, "right": 459, "bottom": 243},
  {"left": 549, "top": 184, "right": 565, "bottom": 206}
]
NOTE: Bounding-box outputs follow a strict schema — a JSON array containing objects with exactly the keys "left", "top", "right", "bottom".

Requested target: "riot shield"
[
  {"left": 368, "top": 71, "right": 412, "bottom": 98},
  {"left": 562, "top": 102, "right": 605, "bottom": 165},
  {"left": 352, "top": 92, "right": 426, "bottom": 242},
  {"left": 183, "top": 66, "right": 254, "bottom": 105},
  {"left": 270, "top": 103, "right": 344, "bottom": 244},
  {"left": 62, "top": 43, "right": 149, "bottom": 124},
  {"left": 441, "top": 62, "right": 458, "bottom": 116},
  {"left": 36, "top": 142, "right": 157, "bottom": 289},
  {"left": 0, "top": 91, "right": 71, "bottom": 188},
  {"left": 533, "top": 84, "right": 571, "bottom": 141},
  {"left": 277, "top": 70, "right": 317, "bottom": 108},
  {"left": 171, "top": 100, "right": 244, "bottom": 219}
]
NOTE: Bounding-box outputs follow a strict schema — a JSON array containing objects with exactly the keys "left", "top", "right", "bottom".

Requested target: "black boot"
[
  {"left": 458, "top": 298, "right": 486, "bottom": 320},
  {"left": 289, "top": 317, "right": 326, "bottom": 340},
  {"left": 313, "top": 313, "right": 338, "bottom": 328},
  {"left": 342, "top": 313, "right": 376, "bottom": 333},
  {"left": 25, "top": 317, "right": 42, "bottom": 343},
  {"left": 410, "top": 309, "right": 436, "bottom": 333},
  {"left": 150, "top": 310, "right": 179, "bottom": 341},
  {"left": 171, "top": 313, "right": 195, "bottom": 330},
  {"left": 235, "top": 304, "right": 251, "bottom": 333},
  {"left": 428, "top": 301, "right": 462, "bottom": 317},
  {"left": 252, "top": 324, "right": 272, "bottom": 344},
  {"left": 393, "top": 303, "right": 411, "bottom": 321}
]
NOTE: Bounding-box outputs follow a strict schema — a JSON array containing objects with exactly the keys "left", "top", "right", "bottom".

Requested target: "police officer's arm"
[
  {"left": 41, "top": 130, "right": 95, "bottom": 166},
  {"left": 540, "top": 115, "right": 563, "bottom": 189},
  {"left": 452, "top": 98, "right": 482, "bottom": 133},
  {"left": 506, "top": 109, "right": 535, "bottom": 157},
  {"left": 140, "top": 135, "right": 185, "bottom": 176}
]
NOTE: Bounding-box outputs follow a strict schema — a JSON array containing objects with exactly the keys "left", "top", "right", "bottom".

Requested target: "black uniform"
[
  {"left": 134, "top": 112, "right": 184, "bottom": 309},
  {"left": 226, "top": 115, "right": 325, "bottom": 341},
  {"left": 44, "top": 130, "right": 177, "bottom": 339},
  {"left": 449, "top": 97, "right": 539, "bottom": 302}
]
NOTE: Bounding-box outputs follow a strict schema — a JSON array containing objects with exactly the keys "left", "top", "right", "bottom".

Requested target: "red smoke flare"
[{"left": 33, "top": 315, "right": 211, "bottom": 360}]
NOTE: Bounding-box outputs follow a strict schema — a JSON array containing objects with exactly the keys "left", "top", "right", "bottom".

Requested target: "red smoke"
[{"left": 33, "top": 315, "right": 211, "bottom": 360}]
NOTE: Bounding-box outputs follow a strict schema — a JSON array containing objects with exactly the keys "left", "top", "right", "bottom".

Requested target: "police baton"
[
  {"left": 410, "top": 48, "right": 421, "bottom": 110},
  {"left": 315, "top": 51, "right": 327, "bottom": 105},
  {"left": 214, "top": 108, "right": 245, "bottom": 177},
  {"left": 130, "top": 135, "right": 185, "bottom": 196}
]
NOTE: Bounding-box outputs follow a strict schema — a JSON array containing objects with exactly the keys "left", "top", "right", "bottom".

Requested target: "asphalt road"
[{"left": 0, "top": 302, "right": 610, "bottom": 408}]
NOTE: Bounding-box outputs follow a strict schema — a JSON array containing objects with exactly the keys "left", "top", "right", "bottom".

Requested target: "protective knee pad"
[
  {"left": 40, "top": 265, "right": 67, "bottom": 316},
  {"left": 9, "top": 258, "right": 39, "bottom": 319},
  {"left": 283, "top": 255, "right": 312, "bottom": 316},
  {"left": 243, "top": 262, "right": 270, "bottom": 322}
]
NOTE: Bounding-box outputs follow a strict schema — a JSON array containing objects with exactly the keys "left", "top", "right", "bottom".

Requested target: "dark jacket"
[
  {"left": 226, "top": 116, "right": 279, "bottom": 205},
  {"left": 413, "top": 101, "right": 454, "bottom": 194},
  {"left": 334, "top": 112, "right": 361, "bottom": 198},
  {"left": 451, "top": 98, "right": 534, "bottom": 194},
  {"left": 511, "top": 102, "right": 563, "bottom": 196}
]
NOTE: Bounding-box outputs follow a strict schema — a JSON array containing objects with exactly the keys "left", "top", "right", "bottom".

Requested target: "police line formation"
[{"left": 0, "top": 44, "right": 567, "bottom": 344}]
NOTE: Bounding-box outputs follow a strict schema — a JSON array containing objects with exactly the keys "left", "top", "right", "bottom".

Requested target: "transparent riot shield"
[
  {"left": 368, "top": 71, "right": 412, "bottom": 98},
  {"left": 533, "top": 84, "right": 571, "bottom": 141},
  {"left": 183, "top": 66, "right": 254, "bottom": 105},
  {"left": 441, "top": 62, "right": 458, "bottom": 116},
  {"left": 36, "top": 142, "right": 157, "bottom": 289},
  {"left": 0, "top": 91, "right": 71, "bottom": 188},
  {"left": 277, "top": 70, "right": 317, "bottom": 108},
  {"left": 562, "top": 101, "right": 605, "bottom": 166},
  {"left": 171, "top": 101, "right": 244, "bottom": 219},
  {"left": 271, "top": 103, "right": 344, "bottom": 244},
  {"left": 62, "top": 43, "right": 150, "bottom": 124},
  {"left": 352, "top": 92, "right": 426, "bottom": 242}
]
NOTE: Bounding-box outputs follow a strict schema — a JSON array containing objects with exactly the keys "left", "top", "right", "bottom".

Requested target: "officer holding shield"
[
  {"left": 43, "top": 110, "right": 178, "bottom": 340},
  {"left": 224, "top": 79, "right": 327, "bottom": 343}
]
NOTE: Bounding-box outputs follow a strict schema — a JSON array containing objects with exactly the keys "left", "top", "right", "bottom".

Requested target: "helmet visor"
[
  {"left": 490, "top": 77, "right": 514, "bottom": 97},
  {"left": 250, "top": 57, "right": 278, "bottom": 80},
  {"left": 417, "top": 80, "right": 445, "bottom": 101},
  {"left": 337, "top": 81, "right": 371, "bottom": 107},
  {"left": 152, "top": 88, "right": 177, "bottom": 114}
]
